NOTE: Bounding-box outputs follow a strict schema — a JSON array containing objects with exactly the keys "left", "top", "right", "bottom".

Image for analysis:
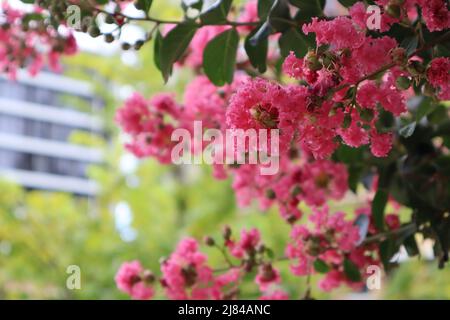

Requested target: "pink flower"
[
  {"left": 115, "top": 260, "right": 154, "bottom": 300},
  {"left": 370, "top": 131, "right": 393, "bottom": 157},
  {"left": 417, "top": 0, "right": 450, "bottom": 32},
  {"left": 0, "top": 3, "right": 77, "bottom": 79},
  {"left": 302, "top": 17, "right": 365, "bottom": 51},
  {"left": 116, "top": 93, "right": 182, "bottom": 164},
  {"left": 161, "top": 238, "right": 217, "bottom": 299},
  {"left": 255, "top": 264, "right": 281, "bottom": 291},
  {"left": 228, "top": 228, "right": 261, "bottom": 258},
  {"left": 427, "top": 57, "right": 450, "bottom": 99},
  {"left": 115, "top": 93, "right": 152, "bottom": 135},
  {"left": 339, "top": 111, "right": 370, "bottom": 148},
  {"left": 238, "top": 0, "right": 259, "bottom": 33},
  {"left": 226, "top": 78, "right": 302, "bottom": 152},
  {"left": 282, "top": 52, "right": 304, "bottom": 79}
]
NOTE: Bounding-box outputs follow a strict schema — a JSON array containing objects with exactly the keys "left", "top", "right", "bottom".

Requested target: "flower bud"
[
  {"left": 142, "top": 270, "right": 155, "bottom": 283},
  {"left": 265, "top": 188, "right": 276, "bottom": 200},
  {"left": 422, "top": 82, "right": 435, "bottom": 96},
  {"left": 386, "top": 4, "right": 401, "bottom": 18},
  {"left": 306, "top": 51, "right": 322, "bottom": 71},
  {"left": 407, "top": 60, "right": 426, "bottom": 76},
  {"left": 104, "top": 34, "right": 115, "bottom": 43},
  {"left": 395, "top": 76, "right": 411, "bottom": 90},
  {"left": 121, "top": 42, "right": 131, "bottom": 51},
  {"left": 88, "top": 25, "right": 101, "bottom": 38},
  {"left": 105, "top": 14, "right": 116, "bottom": 24},
  {"left": 222, "top": 225, "right": 232, "bottom": 240},
  {"left": 134, "top": 40, "right": 144, "bottom": 50},
  {"left": 203, "top": 236, "right": 215, "bottom": 247},
  {"left": 391, "top": 47, "right": 407, "bottom": 66}
]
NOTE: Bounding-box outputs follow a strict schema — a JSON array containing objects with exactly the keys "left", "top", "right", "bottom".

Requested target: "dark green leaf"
[
  {"left": 244, "top": 28, "right": 268, "bottom": 73},
  {"left": 268, "top": 0, "right": 291, "bottom": 32},
  {"left": 258, "top": 0, "right": 276, "bottom": 20},
  {"left": 403, "top": 234, "right": 419, "bottom": 257},
  {"left": 337, "top": 0, "right": 358, "bottom": 7},
  {"left": 415, "top": 97, "right": 435, "bottom": 122},
  {"left": 159, "top": 23, "right": 198, "bottom": 82},
  {"left": 203, "top": 28, "right": 239, "bottom": 86},
  {"left": 313, "top": 259, "right": 330, "bottom": 273},
  {"left": 153, "top": 29, "right": 163, "bottom": 71},
  {"left": 372, "top": 189, "right": 388, "bottom": 231},
  {"left": 290, "top": 0, "right": 325, "bottom": 22},
  {"left": 278, "top": 27, "right": 312, "bottom": 58},
  {"left": 379, "top": 238, "right": 398, "bottom": 270},
  {"left": 200, "top": 0, "right": 233, "bottom": 25},
  {"left": 343, "top": 258, "right": 362, "bottom": 282}
]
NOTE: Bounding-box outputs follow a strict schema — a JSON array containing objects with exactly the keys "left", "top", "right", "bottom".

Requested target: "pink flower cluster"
[
  {"left": 115, "top": 92, "right": 182, "bottom": 164},
  {"left": 286, "top": 199, "right": 402, "bottom": 292},
  {"left": 427, "top": 57, "right": 450, "bottom": 100},
  {"left": 116, "top": 231, "right": 289, "bottom": 300},
  {"left": 286, "top": 207, "right": 370, "bottom": 291},
  {"left": 0, "top": 3, "right": 77, "bottom": 79},
  {"left": 350, "top": 1, "right": 449, "bottom": 33},
  {"left": 115, "top": 260, "right": 154, "bottom": 300},
  {"left": 231, "top": 159, "right": 348, "bottom": 223}
]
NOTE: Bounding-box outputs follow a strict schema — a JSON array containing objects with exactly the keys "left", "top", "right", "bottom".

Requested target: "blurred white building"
[{"left": 0, "top": 71, "right": 104, "bottom": 196}]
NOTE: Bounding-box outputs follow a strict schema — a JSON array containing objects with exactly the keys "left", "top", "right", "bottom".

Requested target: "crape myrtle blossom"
[
  {"left": 6, "top": 0, "right": 449, "bottom": 300},
  {"left": 113, "top": 0, "right": 450, "bottom": 299},
  {"left": 0, "top": 3, "right": 77, "bottom": 79},
  {"left": 115, "top": 198, "right": 402, "bottom": 299},
  {"left": 115, "top": 260, "right": 155, "bottom": 300}
]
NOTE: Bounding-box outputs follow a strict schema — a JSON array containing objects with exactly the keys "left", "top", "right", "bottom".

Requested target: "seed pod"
[
  {"left": 203, "top": 236, "right": 215, "bottom": 247},
  {"left": 88, "top": 25, "right": 101, "bottom": 38}
]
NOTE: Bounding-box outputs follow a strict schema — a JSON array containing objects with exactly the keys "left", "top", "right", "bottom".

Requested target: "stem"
[
  {"left": 360, "top": 223, "right": 417, "bottom": 245},
  {"left": 215, "top": 244, "right": 236, "bottom": 269},
  {"left": 93, "top": 7, "right": 261, "bottom": 28}
]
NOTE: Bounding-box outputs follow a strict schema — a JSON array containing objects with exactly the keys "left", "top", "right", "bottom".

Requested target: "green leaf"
[
  {"left": 258, "top": 0, "right": 276, "bottom": 20},
  {"left": 337, "top": 0, "right": 358, "bottom": 7},
  {"left": 379, "top": 238, "right": 399, "bottom": 270},
  {"left": 200, "top": 0, "right": 233, "bottom": 25},
  {"left": 203, "top": 28, "right": 239, "bottom": 86},
  {"left": 372, "top": 189, "right": 388, "bottom": 231},
  {"left": 159, "top": 23, "right": 198, "bottom": 82},
  {"left": 290, "top": 0, "right": 325, "bottom": 22},
  {"left": 278, "top": 27, "right": 312, "bottom": 58},
  {"left": 268, "top": 0, "right": 291, "bottom": 31},
  {"left": 153, "top": 29, "right": 163, "bottom": 71},
  {"left": 415, "top": 97, "right": 435, "bottom": 122},
  {"left": 266, "top": 247, "right": 275, "bottom": 260},
  {"left": 245, "top": 27, "right": 268, "bottom": 73},
  {"left": 403, "top": 234, "right": 419, "bottom": 257},
  {"left": 313, "top": 259, "right": 330, "bottom": 273},
  {"left": 343, "top": 258, "right": 362, "bottom": 282}
]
